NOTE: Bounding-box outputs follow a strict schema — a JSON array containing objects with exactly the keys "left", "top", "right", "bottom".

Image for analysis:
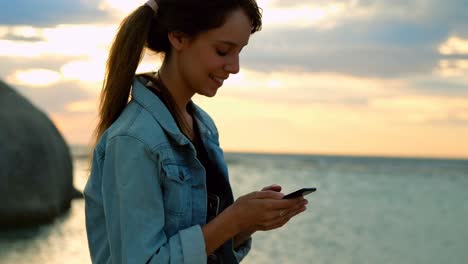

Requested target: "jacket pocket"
[{"left": 161, "top": 163, "right": 192, "bottom": 217}]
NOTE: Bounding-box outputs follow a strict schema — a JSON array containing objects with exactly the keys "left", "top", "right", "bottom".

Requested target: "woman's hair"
[{"left": 93, "top": 0, "right": 262, "bottom": 145}]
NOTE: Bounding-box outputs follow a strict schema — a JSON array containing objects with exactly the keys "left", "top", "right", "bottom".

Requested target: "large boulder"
[{"left": 0, "top": 80, "right": 80, "bottom": 228}]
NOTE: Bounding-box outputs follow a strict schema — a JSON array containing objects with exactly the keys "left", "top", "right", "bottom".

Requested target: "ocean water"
[{"left": 1, "top": 149, "right": 467, "bottom": 264}]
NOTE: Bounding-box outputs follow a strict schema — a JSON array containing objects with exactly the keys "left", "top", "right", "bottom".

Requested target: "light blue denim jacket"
[{"left": 84, "top": 78, "right": 252, "bottom": 264}]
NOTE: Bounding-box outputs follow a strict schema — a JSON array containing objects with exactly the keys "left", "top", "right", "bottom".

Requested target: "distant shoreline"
[{"left": 69, "top": 144, "right": 468, "bottom": 162}]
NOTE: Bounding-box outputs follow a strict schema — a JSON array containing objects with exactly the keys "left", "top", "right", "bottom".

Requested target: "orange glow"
[{"left": 7, "top": 69, "right": 61, "bottom": 87}]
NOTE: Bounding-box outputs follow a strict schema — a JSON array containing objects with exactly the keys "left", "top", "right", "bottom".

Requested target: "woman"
[{"left": 84, "top": 0, "right": 308, "bottom": 263}]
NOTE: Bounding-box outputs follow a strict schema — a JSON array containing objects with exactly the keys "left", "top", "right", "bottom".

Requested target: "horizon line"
[{"left": 69, "top": 144, "right": 468, "bottom": 161}]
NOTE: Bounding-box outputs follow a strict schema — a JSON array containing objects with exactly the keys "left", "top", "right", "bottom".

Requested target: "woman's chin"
[{"left": 200, "top": 88, "right": 218, "bottom": 98}]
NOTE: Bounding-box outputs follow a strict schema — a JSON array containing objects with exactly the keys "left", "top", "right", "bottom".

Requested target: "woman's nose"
[{"left": 223, "top": 56, "right": 240, "bottom": 74}]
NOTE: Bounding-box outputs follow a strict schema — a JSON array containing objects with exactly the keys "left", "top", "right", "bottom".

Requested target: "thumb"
[{"left": 261, "top": 184, "right": 282, "bottom": 192}]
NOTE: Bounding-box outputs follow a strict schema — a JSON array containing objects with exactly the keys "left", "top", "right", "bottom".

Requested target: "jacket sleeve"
[
  {"left": 101, "top": 135, "right": 207, "bottom": 264},
  {"left": 233, "top": 236, "right": 252, "bottom": 263}
]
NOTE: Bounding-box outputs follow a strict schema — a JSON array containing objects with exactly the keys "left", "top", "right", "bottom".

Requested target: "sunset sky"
[{"left": 1, "top": 0, "right": 467, "bottom": 159}]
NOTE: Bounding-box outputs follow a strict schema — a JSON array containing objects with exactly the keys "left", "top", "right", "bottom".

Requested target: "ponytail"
[{"left": 93, "top": 5, "right": 155, "bottom": 145}]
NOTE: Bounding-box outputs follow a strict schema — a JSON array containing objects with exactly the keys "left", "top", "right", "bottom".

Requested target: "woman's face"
[{"left": 177, "top": 8, "right": 252, "bottom": 97}]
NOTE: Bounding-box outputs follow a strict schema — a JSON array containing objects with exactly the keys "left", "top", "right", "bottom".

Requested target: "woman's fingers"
[
  {"left": 267, "top": 196, "right": 306, "bottom": 210},
  {"left": 261, "top": 184, "right": 282, "bottom": 192},
  {"left": 286, "top": 203, "right": 307, "bottom": 219},
  {"left": 258, "top": 201, "right": 308, "bottom": 231},
  {"left": 234, "top": 190, "right": 308, "bottom": 232},
  {"left": 252, "top": 190, "right": 284, "bottom": 200}
]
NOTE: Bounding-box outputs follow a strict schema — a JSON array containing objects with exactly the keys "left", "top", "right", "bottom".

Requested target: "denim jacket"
[{"left": 84, "top": 78, "right": 252, "bottom": 264}]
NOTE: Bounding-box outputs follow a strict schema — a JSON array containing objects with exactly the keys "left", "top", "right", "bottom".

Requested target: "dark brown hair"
[{"left": 94, "top": 0, "right": 262, "bottom": 146}]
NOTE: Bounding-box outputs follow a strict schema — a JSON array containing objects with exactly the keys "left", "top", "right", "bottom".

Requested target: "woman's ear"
[{"left": 168, "top": 31, "right": 189, "bottom": 51}]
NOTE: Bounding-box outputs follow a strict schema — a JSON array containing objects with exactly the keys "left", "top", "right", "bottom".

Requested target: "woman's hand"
[
  {"left": 228, "top": 186, "right": 308, "bottom": 234},
  {"left": 233, "top": 184, "right": 306, "bottom": 248},
  {"left": 203, "top": 185, "right": 307, "bottom": 254}
]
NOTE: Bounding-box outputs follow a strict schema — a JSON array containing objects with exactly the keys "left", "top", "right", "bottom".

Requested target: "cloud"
[
  {"left": 435, "top": 59, "right": 468, "bottom": 78},
  {"left": 7, "top": 80, "right": 94, "bottom": 114},
  {"left": 0, "top": 56, "right": 75, "bottom": 78},
  {"left": 6, "top": 69, "right": 62, "bottom": 87},
  {"left": 59, "top": 51, "right": 161, "bottom": 85},
  {"left": 0, "top": 0, "right": 113, "bottom": 26},
  {"left": 261, "top": 2, "right": 348, "bottom": 29},
  {"left": 266, "top": 0, "right": 468, "bottom": 25},
  {"left": 411, "top": 76, "right": 468, "bottom": 96},
  {"left": 98, "top": 0, "right": 147, "bottom": 16},
  {"left": 2, "top": 1, "right": 465, "bottom": 83},
  {"left": 243, "top": 25, "right": 442, "bottom": 78},
  {"left": 241, "top": 0, "right": 468, "bottom": 81},
  {"left": 439, "top": 36, "right": 468, "bottom": 55},
  {"left": 0, "top": 25, "right": 116, "bottom": 58}
]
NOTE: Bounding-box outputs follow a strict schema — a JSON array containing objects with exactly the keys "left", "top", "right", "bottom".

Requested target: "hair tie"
[{"left": 145, "top": 0, "right": 159, "bottom": 14}]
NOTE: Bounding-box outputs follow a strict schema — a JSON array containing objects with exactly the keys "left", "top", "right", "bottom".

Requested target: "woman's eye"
[{"left": 216, "top": 50, "right": 228, "bottom": 56}]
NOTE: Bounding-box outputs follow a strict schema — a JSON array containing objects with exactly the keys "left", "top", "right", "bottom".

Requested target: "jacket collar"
[{"left": 131, "top": 77, "right": 216, "bottom": 146}]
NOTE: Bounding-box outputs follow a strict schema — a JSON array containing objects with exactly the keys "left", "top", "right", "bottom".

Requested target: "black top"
[{"left": 192, "top": 119, "right": 230, "bottom": 220}]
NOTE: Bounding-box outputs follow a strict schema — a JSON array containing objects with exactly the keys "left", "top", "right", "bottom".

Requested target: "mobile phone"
[{"left": 283, "top": 188, "right": 317, "bottom": 199}]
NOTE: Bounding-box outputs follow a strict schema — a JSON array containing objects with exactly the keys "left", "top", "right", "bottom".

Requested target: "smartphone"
[{"left": 283, "top": 187, "right": 317, "bottom": 199}]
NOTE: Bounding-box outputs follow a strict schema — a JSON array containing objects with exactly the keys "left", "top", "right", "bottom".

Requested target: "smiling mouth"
[{"left": 209, "top": 74, "right": 225, "bottom": 86}]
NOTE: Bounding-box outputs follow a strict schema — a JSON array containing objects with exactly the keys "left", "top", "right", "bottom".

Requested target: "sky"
[{"left": 1, "top": 0, "right": 467, "bottom": 159}]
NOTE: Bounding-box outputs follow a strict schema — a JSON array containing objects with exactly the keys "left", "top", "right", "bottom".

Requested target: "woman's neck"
[{"left": 157, "top": 63, "right": 194, "bottom": 115}]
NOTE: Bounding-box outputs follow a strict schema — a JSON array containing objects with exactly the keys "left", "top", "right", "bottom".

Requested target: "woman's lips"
[{"left": 209, "top": 74, "right": 225, "bottom": 86}]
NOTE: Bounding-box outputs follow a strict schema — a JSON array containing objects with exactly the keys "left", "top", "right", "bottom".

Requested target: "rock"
[{"left": 0, "top": 80, "right": 80, "bottom": 228}]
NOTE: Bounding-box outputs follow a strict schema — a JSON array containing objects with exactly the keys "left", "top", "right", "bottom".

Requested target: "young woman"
[{"left": 84, "top": 0, "right": 308, "bottom": 263}]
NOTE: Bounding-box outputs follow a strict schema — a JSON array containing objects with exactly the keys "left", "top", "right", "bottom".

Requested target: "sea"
[{"left": 1, "top": 146, "right": 467, "bottom": 264}]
